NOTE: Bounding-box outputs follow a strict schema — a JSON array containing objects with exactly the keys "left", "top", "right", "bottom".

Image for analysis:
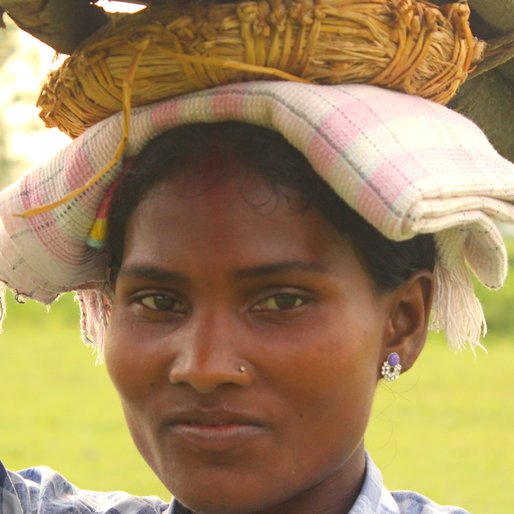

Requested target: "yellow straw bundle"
[{"left": 37, "top": 0, "right": 482, "bottom": 138}]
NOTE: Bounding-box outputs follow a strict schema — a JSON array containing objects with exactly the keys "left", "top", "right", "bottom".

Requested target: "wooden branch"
[
  {"left": 470, "top": 29, "right": 514, "bottom": 79},
  {"left": 469, "top": 0, "right": 514, "bottom": 34},
  {"left": 451, "top": 70, "right": 514, "bottom": 162},
  {"left": 0, "top": 0, "right": 111, "bottom": 54}
]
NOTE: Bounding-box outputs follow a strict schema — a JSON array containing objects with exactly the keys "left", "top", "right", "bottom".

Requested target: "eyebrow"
[
  {"left": 117, "top": 266, "right": 189, "bottom": 285},
  {"left": 118, "top": 261, "right": 328, "bottom": 284}
]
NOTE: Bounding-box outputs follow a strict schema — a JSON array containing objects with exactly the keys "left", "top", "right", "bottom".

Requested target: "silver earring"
[
  {"left": 238, "top": 365, "right": 247, "bottom": 373},
  {"left": 381, "top": 352, "right": 402, "bottom": 381}
]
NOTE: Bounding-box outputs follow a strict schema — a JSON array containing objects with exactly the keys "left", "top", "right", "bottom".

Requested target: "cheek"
[
  {"left": 103, "top": 316, "right": 168, "bottom": 461},
  {"left": 264, "top": 321, "right": 381, "bottom": 447},
  {"left": 293, "top": 344, "right": 377, "bottom": 423},
  {"left": 249, "top": 336, "right": 378, "bottom": 499},
  {"left": 104, "top": 311, "right": 164, "bottom": 407},
  {"left": 280, "top": 309, "right": 381, "bottom": 390}
]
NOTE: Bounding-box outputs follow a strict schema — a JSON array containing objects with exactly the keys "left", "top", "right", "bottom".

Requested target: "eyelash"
[
  {"left": 251, "top": 292, "right": 311, "bottom": 312},
  {"left": 133, "top": 292, "right": 188, "bottom": 314}
]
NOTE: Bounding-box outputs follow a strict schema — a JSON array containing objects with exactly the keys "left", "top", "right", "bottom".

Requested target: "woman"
[
  {"left": 1, "top": 81, "right": 513, "bottom": 513},
  {"left": 105, "top": 120, "right": 434, "bottom": 514}
]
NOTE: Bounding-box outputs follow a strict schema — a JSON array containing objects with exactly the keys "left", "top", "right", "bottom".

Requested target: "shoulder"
[
  {"left": 0, "top": 459, "right": 170, "bottom": 514},
  {"left": 388, "top": 490, "right": 470, "bottom": 514},
  {"left": 354, "top": 454, "right": 470, "bottom": 514}
]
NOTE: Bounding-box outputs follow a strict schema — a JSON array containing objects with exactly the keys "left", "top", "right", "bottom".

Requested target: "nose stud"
[{"left": 238, "top": 365, "right": 247, "bottom": 373}]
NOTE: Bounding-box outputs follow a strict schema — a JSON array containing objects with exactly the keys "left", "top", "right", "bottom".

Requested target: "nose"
[{"left": 168, "top": 311, "right": 253, "bottom": 393}]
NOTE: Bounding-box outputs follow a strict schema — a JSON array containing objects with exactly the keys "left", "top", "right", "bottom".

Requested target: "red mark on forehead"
[
  {"left": 196, "top": 145, "right": 229, "bottom": 185},
  {"left": 172, "top": 143, "right": 236, "bottom": 196}
]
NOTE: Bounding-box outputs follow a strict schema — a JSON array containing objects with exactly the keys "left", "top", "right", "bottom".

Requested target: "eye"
[
  {"left": 138, "top": 294, "right": 187, "bottom": 313},
  {"left": 252, "top": 293, "right": 309, "bottom": 312}
]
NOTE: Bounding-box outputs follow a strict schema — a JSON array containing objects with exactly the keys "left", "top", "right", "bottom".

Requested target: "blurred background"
[{"left": 0, "top": 4, "right": 513, "bottom": 512}]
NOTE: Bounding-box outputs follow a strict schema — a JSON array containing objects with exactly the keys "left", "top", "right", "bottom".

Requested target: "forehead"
[{"left": 121, "top": 161, "right": 360, "bottom": 278}]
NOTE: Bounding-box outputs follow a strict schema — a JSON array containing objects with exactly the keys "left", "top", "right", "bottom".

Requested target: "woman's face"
[{"left": 105, "top": 160, "right": 398, "bottom": 514}]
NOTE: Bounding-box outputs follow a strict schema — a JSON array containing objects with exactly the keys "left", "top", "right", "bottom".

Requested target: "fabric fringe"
[
  {"left": 431, "top": 229, "right": 487, "bottom": 353},
  {"left": 76, "top": 288, "right": 110, "bottom": 363},
  {"left": 0, "top": 281, "right": 108, "bottom": 359}
]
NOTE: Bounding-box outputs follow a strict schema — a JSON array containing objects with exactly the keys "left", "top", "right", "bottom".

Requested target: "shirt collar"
[{"left": 348, "top": 453, "right": 400, "bottom": 514}]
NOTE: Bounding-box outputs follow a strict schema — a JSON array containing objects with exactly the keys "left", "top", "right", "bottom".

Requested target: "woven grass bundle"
[{"left": 37, "top": 0, "right": 482, "bottom": 138}]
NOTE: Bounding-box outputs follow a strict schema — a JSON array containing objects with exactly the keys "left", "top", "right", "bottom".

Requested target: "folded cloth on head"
[{"left": 0, "top": 81, "right": 513, "bottom": 352}]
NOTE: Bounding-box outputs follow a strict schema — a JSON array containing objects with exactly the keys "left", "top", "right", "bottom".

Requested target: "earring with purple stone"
[{"left": 381, "top": 352, "right": 402, "bottom": 382}]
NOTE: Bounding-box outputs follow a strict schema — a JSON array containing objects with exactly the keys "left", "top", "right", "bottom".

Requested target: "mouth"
[{"left": 166, "top": 409, "right": 268, "bottom": 452}]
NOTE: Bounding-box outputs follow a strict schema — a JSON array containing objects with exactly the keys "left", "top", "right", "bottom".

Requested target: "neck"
[{"left": 176, "top": 446, "right": 367, "bottom": 514}]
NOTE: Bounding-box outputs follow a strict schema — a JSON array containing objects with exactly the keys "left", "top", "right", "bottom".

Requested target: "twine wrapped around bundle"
[{"left": 38, "top": 0, "right": 483, "bottom": 138}]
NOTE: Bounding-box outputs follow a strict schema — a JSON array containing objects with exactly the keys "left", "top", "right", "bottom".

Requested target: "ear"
[{"left": 380, "top": 270, "right": 434, "bottom": 376}]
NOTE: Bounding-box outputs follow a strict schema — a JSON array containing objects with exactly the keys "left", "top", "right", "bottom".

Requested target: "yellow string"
[
  {"left": 154, "top": 47, "right": 312, "bottom": 84},
  {"left": 16, "top": 39, "right": 150, "bottom": 219}
]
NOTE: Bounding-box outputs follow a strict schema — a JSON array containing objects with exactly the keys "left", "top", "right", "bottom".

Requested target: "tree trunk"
[{"left": 0, "top": 0, "right": 112, "bottom": 54}]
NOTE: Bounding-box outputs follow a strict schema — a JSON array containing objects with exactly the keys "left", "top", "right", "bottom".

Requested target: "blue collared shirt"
[{"left": 0, "top": 454, "right": 469, "bottom": 513}]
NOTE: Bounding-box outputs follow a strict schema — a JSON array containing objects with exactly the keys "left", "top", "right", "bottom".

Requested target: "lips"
[{"left": 166, "top": 407, "right": 268, "bottom": 452}]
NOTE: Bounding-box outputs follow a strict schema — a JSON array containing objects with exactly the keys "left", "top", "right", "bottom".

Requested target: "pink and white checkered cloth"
[{"left": 1, "top": 81, "right": 513, "bottom": 351}]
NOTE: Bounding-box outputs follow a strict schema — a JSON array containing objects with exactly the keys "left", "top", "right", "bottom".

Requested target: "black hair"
[{"left": 106, "top": 122, "right": 435, "bottom": 289}]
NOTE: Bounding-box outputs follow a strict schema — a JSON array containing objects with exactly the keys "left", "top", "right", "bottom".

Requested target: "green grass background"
[{"left": 1, "top": 239, "right": 513, "bottom": 513}]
